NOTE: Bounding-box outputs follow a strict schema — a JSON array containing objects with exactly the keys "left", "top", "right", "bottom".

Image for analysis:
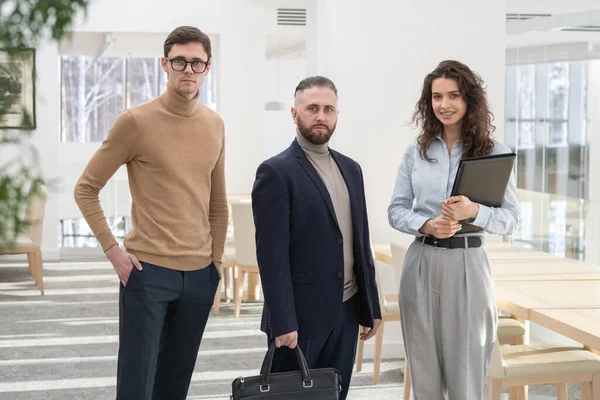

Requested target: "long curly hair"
[{"left": 413, "top": 60, "right": 495, "bottom": 162}]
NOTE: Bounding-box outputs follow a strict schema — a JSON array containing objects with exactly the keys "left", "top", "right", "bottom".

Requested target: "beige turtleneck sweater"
[
  {"left": 297, "top": 133, "right": 358, "bottom": 302},
  {"left": 74, "top": 84, "right": 228, "bottom": 271}
]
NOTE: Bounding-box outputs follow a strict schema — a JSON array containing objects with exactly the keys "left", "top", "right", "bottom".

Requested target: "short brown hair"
[
  {"left": 294, "top": 76, "right": 338, "bottom": 97},
  {"left": 163, "top": 26, "right": 212, "bottom": 60}
]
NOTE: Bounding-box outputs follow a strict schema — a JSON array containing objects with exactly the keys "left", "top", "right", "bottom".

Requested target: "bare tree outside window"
[
  {"left": 61, "top": 56, "right": 125, "bottom": 142},
  {"left": 128, "top": 58, "right": 162, "bottom": 108},
  {"left": 60, "top": 55, "right": 217, "bottom": 144}
]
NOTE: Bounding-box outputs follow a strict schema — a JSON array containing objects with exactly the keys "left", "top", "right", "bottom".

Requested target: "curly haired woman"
[{"left": 388, "top": 60, "right": 520, "bottom": 399}]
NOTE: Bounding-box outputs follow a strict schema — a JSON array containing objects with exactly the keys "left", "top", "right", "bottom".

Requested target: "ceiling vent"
[
  {"left": 277, "top": 8, "right": 307, "bottom": 26},
  {"left": 506, "top": 13, "right": 552, "bottom": 22}
]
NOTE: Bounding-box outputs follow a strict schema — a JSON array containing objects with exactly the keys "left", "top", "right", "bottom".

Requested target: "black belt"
[{"left": 416, "top": 236, "right": 482, "bottom": 249}]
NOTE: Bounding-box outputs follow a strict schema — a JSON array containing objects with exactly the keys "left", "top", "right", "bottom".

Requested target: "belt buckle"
[{"left": 432, "top": 239, "right": 446, "bottom": 249}]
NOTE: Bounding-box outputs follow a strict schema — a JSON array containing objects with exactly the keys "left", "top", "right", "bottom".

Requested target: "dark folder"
[{"left": 450, "top": 152, "right": 516, "bottom": 234}]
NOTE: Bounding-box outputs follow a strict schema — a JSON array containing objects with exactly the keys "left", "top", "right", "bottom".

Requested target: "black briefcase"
[{"left": 231, "top": 342, "right": 342, "bottom": 399}]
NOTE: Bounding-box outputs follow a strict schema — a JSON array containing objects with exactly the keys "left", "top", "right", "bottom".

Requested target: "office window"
[
  {"left": 128, "top": 58, "right": 163, "bottom": 107},
  {"left": 59, "top": 217, "right": 128, "bottom": 248},
  {"left": 517, "top": 64, "right": 536, "bottom": 150},
  {"left": 547, "top": 199, "right": 567, "bottom": 256},
  {"left": 547, "top": 62, "right": 569, "bottom": 147},
  {"left": 510, "top": 200, "right": 534, "bottom": 245},
  {"left": 60, "top": 55, "right": 217, "bottom": 143},
  {"left": 60, "top": 56, "right": 126, "bottom": 143},
  {"left": 505, "top": 60, "right": 589, "bottom": 199}
]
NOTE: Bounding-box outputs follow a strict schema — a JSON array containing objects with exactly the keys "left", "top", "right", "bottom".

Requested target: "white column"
[
  {"left": 219, "top": 1, "right": 267, "bottom": 195},
  {"left": 307, "top": 0, "right": 507, "bottom": 360},
  {"left": 35, "top": 42, "right": 61, "bottom": 261},
  {"left": 306, "top": 0, "right": 340, "bottom": 79}
]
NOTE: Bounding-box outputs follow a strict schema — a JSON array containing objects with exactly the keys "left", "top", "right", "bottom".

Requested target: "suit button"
[
  {"left": 337, "top": 238, "right": 343, "bottom": 244},
  {"left": 337, "top": 272, "right": 343, "bottom": 278}
]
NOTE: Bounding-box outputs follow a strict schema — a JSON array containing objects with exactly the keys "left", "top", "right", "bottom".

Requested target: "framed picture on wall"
[{"left": 0, "top": 48, "right": 36, "bottom": 129}]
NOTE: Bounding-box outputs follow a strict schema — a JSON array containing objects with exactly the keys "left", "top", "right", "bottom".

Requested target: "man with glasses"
[{"left": 74, "top": 26, "right": 227, "bottom": 400}]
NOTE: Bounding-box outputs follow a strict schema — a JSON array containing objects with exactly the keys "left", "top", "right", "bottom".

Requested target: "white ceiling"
[{"left": 264, "top": 1, "right": 600, "bottom": 59}]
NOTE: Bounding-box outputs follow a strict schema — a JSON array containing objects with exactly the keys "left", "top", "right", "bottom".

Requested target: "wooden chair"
[
  {"left": 230, "top": 201, "right": 261, "bottom": 318},
  {"left": 487, "top": 340, "right": 600, "bottom": 400},
  {"left": 355, "top": 243, "right": 410, "bottom": 398},
  {"left": 213, "top": 200, "right": 241, "bottom": 315},
  {"left": 212, "top": 246, "right": 236, "bottom": 315},
  {"left": 1, "top": 185, "right": 47, "bottom": 295},
  {"left": 498, "top": 315, "right": 527, "bottom": 346}
]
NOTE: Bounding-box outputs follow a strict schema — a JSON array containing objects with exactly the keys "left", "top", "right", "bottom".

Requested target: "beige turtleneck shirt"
[
  {"left": 297, "top": 132, "right": 358, "bottom": 302},
  {"left": 74, "top": 84, "right": 228, "bottom": 271}
]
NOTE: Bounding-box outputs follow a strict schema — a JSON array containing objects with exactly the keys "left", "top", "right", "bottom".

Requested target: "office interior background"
[{"left": 2, "top": 0, "right": 600, "bottom": 399}]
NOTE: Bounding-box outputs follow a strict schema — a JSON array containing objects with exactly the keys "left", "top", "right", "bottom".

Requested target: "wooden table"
[
  {"left": 374, "top": 242, "right": 556, "bottom": 263},
  {"left": 373, "top": 244, "right": 392, "bottom": 264},
  {"left": 494, "top": 272, "right": 600, "bottom": 281},
  {"left": 373, "top": 243, "right": 600, "bottom": 281},
  {"left": 492, "top": 259, "right": 600, "bottom": 281},
  {"left": 374, "top": 241, "right": 600, "bottom": 358},
  {"left": 488, "top": 252, "right": 557, "bottom": 261},
  {"left": 530, "top": 309, "right": 600, "bottom": 352},
  {"left": 227, "top": 194, "right": 252, "bottom": 203},
  {"left": 486, "top": 242, "right": 538, "bottom": 252},
  {"left": 495, "top": 281, "right": 600, "bottom": 319}
]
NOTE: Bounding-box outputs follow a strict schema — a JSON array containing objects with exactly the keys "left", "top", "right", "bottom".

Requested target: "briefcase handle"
[{"left": 258, "top": 342, "right": 313, "bottom": 391}]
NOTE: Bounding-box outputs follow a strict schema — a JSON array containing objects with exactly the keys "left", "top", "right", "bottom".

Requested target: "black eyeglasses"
[{"left": 165, "top": 57, "right": 209, "bottom": 73}]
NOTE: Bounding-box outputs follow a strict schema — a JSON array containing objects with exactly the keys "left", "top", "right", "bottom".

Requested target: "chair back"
[
  {"left": 230, "top": 201, "right": 258, "bottom": 267},
  {"left": 25, "top": 185, "right": 47, "bottom": 248},
  {"left": 390, "top": 242, "right": 408, "bottom": 289},
  {"left": 370, "top": 242, "right": 388, "bottom": 313},
  {"left": 488, "top": 340, "right": 506, "bottom": 379}
]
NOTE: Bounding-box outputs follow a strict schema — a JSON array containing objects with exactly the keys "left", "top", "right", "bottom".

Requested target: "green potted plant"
[{"left": 0, "top": 0, "right": 89, "bottom": 251}]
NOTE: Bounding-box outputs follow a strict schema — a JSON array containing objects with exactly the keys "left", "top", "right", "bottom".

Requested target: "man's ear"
[{"left": 290, "top": 107, "right": 297, "bottom": 123}]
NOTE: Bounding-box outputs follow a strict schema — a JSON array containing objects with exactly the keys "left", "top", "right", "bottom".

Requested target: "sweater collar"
[
  {"left": 159, "top": 83, "right": 200, "bottom": 117},
  {"left": 296, "top": 131, "right": 329, "bottom": 155}
]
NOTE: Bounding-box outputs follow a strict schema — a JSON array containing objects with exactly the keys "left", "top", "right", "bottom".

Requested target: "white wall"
[
  {"left": 263, "top": 56, "right": 306, "bottom": 158},
  {"left": 307, "top": 0, "right": 507, "bottom": 247},
  {"left": 72, "top": 0, "right": 224, "bottom": 34}
]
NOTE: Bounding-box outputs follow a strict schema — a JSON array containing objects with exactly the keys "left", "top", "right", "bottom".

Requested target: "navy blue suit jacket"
[{"left": 251, "top": 139, "right": 382, "bottom": 339}]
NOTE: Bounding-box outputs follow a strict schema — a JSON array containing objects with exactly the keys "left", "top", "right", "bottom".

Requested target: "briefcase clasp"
[{"left": 259, "top": 384, "right": 270, "bottom": 393}]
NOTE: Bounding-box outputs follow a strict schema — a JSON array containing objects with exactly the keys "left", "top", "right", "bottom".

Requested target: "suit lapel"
[
  {"left": 297, "top": 157, "right": 340, "bottom": 231},
  {"left": 291, "top": 140, "right": 340, "bottom": 231},
  {"left": 330, "top": 150, "right": 360, "bottom": 236}
]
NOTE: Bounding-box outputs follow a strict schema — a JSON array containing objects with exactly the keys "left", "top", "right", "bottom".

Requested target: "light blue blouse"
[{"left": 388, "top": 137, "right": 520, "bottom": 237}]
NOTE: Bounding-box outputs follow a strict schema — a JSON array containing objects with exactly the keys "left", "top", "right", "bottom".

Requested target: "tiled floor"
[{"left": 0, "top": 260, "right": 585, "bottom": 399}]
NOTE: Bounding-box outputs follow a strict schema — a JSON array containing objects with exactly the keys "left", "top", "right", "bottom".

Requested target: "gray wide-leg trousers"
[{"left": 399, "top": 238, "right": 497, "bottom": 400}]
